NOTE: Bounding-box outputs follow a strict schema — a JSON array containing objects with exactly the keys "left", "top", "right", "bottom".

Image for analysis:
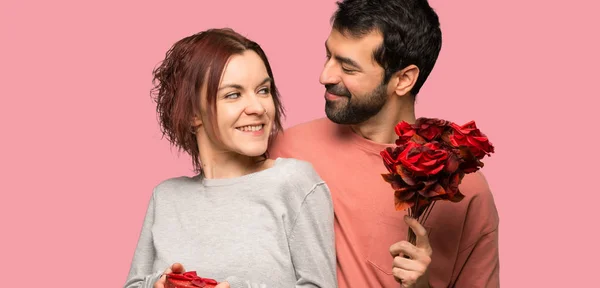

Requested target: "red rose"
[
  {"left": 437, "top": 172, "right": 465, "bottom": 202},
  {"left": 414, "top": 117, "right": 450, "bottom": 141},
  {"left": 381, "top": 147, "right": 402, "bottom": 173},
  {"left": 394, "top": 121, "right": 416, "bottom": 145},
  {"left": 449, "top": 121, "right": 494, "bottom": 159},
  {"left": 456, "top": 146, "right": 484, "bottom": 173},
  {"left": 398, "top": 142, "right": 449, "bottom": 177}
]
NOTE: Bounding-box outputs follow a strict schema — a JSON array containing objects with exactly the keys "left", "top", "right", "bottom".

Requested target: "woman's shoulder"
[
  {"left": 269, "top": 157, "right": 327, "bottom": 195},
  {"left": 270, "top": 158, "right": 332, "bottom": 212},
  {"left": 151, "top": 175, "right": 199, "bottom": 196},
  {"left": 273, "top": 157, "right": 323, "bottom": 181}
]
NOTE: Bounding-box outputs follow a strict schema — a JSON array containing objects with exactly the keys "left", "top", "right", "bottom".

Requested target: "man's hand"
[
  {"left": 389, "top": 216, "right": 432, "bottom": 288},
  {"left": 154, "top": 263, "right": 186, "bottom": 288}
]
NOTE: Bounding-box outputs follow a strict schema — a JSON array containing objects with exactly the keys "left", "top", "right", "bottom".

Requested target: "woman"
[{"left": 124, "top": 28, "right": 337, "bottom": 288}]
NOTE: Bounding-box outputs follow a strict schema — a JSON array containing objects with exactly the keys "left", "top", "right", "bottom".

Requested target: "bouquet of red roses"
[{"left": 380, "top": 117, "right": 494, "bottom": 244}]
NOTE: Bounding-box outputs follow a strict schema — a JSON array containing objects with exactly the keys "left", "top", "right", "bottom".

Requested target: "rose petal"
[
  {"left": 397, "top": 166, "right": 417, "bottom": 186},
  {"left": 381, "top": 174, "right": 408, "bottom": 191},
  {"left": 411, "top": 134, "right": 427, "bottom": 144},
  {"left": 449, "top": 190, "right": 465, "bottom": 202},
  {"left": 394, "top": 121, "right": 416, "bottom": 144},
  {"left": 420, "top": 159, "right": 438, "bottom": 167},
  {"left": 426, "top": 164, "right": 444, "bottom": 175},
  {"left": 394, "top": 121, "right": 414, "bottom": 136},
  {"left": 394, "top": 200, "right": 412, "bottom": 211},
  {"left": 396, "top": 190, "right": 416, "bottom": 201},
  {"left": 381, "top": 173, "right": 395, "bottom": 183},
  {"left": 445, "top": 154, "right": 460, "bottom": 173},
  {"left": 420, "top": 182, "right": 446, "bottom": 198}
]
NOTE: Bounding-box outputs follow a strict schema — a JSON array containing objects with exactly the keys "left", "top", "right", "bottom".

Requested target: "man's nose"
[{"left": 319, "top": 60, "right": 341, "bottom": 85}]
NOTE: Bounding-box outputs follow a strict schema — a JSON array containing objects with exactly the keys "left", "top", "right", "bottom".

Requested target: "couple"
[{"left": 124, "top": 0, "right": 500, "bottom": 287}]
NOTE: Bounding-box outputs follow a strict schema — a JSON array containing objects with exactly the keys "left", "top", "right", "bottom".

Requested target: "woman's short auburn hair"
[{"left": 151, "top": 28, "right": 285, "bottom": 173}]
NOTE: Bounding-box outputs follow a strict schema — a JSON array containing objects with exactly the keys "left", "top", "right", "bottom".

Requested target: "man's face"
[{"left": 320, "top": 29, "right": 388, "bottom": 125}]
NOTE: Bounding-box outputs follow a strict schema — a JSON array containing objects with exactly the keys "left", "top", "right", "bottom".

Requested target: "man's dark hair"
[{"left": 331, "top": 0, "right": 442, "bottom": 96}]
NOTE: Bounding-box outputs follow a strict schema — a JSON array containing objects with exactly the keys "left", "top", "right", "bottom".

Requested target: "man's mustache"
[{"left": 325, "top": 84, "right": 351, "bottom": 98}]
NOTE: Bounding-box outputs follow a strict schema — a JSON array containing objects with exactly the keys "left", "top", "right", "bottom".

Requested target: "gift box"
[{"left": 165, "top": 271, "right": 218, "bottom": 288}]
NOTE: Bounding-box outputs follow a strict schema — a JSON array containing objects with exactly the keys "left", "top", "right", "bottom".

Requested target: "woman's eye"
[
  {"left": 225, "top": 92, "right": 240, "bottom": 99},
  {"left": 258, "top": 87, "right": 270, "bottom": 94}
]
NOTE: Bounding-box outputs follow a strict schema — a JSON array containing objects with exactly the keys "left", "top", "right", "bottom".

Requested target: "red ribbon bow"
[{"left": 167, "top": 271, "right": 218, "bottom": 287}]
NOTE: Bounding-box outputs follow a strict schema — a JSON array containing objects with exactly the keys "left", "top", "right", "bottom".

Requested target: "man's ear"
[{"left": 389, "top": 64, "right": 420, "bottom": 97}]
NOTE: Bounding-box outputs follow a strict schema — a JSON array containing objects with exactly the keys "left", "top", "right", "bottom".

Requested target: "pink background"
[{"left": 1, "top": 0, "right": 597, "bottom": 287}]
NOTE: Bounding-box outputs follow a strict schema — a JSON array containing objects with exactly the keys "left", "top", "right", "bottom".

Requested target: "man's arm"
[
  {"left": 453, "top": 172, "right": 500, "bottom": 287},
  {"left": 454, "top": 228, "right": 500, "bottom": 287}
]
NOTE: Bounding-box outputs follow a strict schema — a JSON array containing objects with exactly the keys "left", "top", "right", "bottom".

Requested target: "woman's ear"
[
  {"left": 192, "top": 115, "right": 203, "bottom": 127},
  {"left": 191, "top": 114, "right": 203, "bottom": 134}
]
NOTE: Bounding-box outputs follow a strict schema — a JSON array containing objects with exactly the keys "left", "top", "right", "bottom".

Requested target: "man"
[{"left": 269, "top": 0, "right": 500, "bottom": 287}]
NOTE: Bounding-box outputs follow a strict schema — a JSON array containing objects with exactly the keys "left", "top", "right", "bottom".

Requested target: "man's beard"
[{"left": 324, "top": 82, "right": 388, "bottom": 125}]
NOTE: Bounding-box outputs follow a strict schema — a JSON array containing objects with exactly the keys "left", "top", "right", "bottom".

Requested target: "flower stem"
[
  {"left": 407, "top": 226, "right": 416, "bottom": 246},
  {"left": 423, "top": 200, "right": 436, "bottom": 226},
  {"left": 407, "top": 200, "right": 437, "bottom": 247}
]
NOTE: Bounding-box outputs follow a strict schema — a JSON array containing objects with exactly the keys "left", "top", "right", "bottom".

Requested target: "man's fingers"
[
  {"left": 404, "top": 216, "right": 431, "bottom": 249},
  {"left": 390, "top": 241, "right": 419, "bottom": 258},
  {"left": 390, "top": 240, "right": 432, "bottom": 266},
  {"left": 393, "top": 255, "right": 424, "bottom": 272},
  {"left": 392, "top": 267, "right": 419, "bottom": 287}
]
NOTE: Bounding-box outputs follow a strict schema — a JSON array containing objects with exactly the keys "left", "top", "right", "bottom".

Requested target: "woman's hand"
[{"left": 153, "top": 263, "right": 186, "bottom": 288}]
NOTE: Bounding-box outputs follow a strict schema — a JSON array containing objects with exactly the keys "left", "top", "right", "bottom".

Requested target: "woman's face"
[{"left": 200, "top": 50, "right": 276, "bottom": 157}]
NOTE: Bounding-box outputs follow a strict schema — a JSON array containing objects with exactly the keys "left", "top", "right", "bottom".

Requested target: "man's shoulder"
[
  {"left": 269, "top": 117, "right": 339, "bottom": 158},
  {"left": 458, "top": 170, "right": 500, "bottom": 229},
  {"left": 282, "top": 117, "right": 336, "bottom": 136},
  {"left": 459, "top": 170, "right": 494, "bottom": 200}
]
